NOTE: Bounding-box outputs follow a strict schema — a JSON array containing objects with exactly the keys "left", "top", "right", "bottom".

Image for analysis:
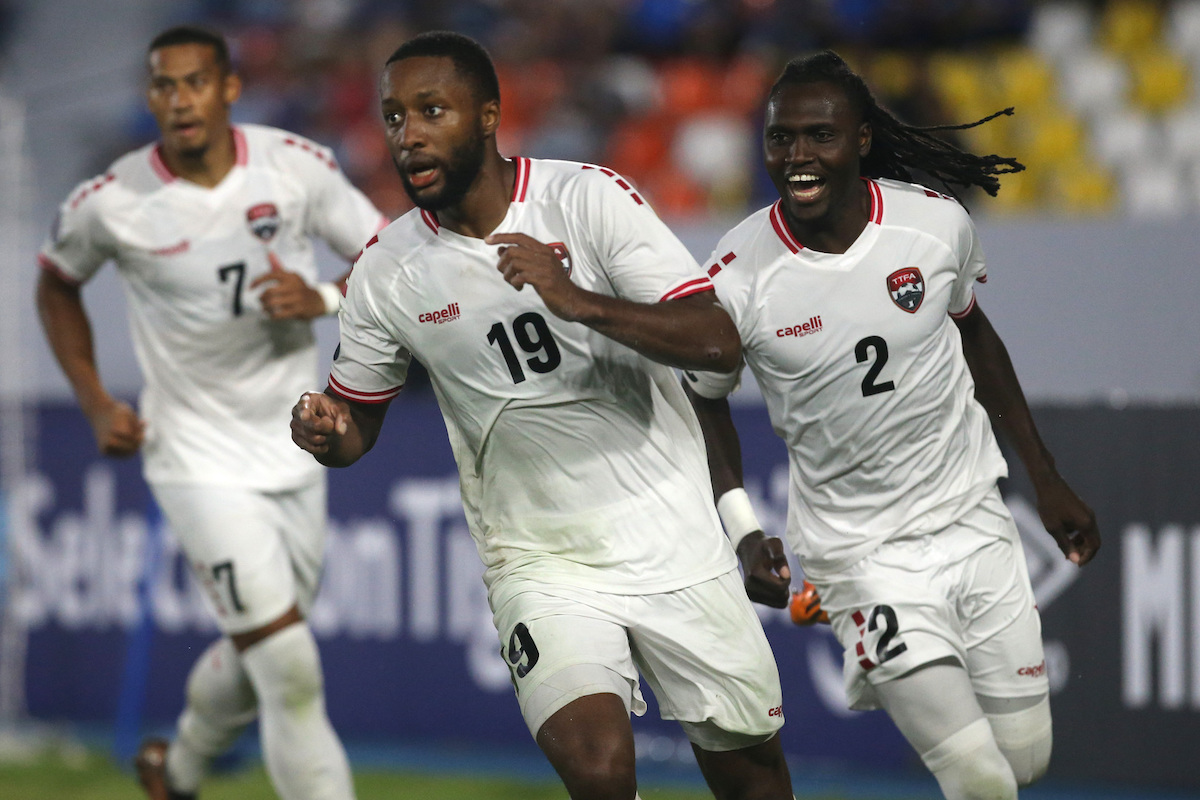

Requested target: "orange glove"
[{"left": 789, "top": 580, "right": 830, "bottom": 625}]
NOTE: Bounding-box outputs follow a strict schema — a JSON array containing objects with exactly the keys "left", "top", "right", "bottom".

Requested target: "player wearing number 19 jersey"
[
  {"left": 293, "top": 31, "right": 794, "bottom": 800},
  {"left": 333, "top": 156, "right": 737, "bottom": 599},
  {"left": 36, "top": 27, "right": 387, "bottom": 800}
]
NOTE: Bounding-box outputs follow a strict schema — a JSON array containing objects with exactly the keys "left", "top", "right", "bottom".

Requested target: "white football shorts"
[
  {"left": 814, "top": 487, "right": 1048, "bottom": 711},
  {"left": 151, "top": 478, "right": 328, "bottom": 635},
  {"left": 492, "top": 568, "right": 784, "bottom": 751}
]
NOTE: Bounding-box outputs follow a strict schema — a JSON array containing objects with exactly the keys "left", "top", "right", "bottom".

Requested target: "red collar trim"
[
  {"left": 770, "top": 201, "right": 803, "bottom": 253},
  {"left": 865, "top": 178, "right": 883, "bottom": 224},
  {"left": 150, "top": 145, "right": 175, "bottom": 183},
  {"left": 417, "top": 157, "right": 529, "bottom": 235},
  {"left": 770, "top": 180, "right": 883, "bottom": 253},
  {"left": 150, "top": 127, "right": 247, "bottom": 184},
  {"left": 232, "top": 126, "right": 248, "bottom": 166},
  {"left": 511, "top": 156, "right": 530, "bottom": 203}
]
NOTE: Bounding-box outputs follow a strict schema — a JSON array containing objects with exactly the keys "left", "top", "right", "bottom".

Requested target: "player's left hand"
[
  {"left": 735, "top": 532, "right": 792, "bottom": 608},
  {"left": 1034, "top": 471, "right": 1101, "bottom": 566},
  {"left": 486, "top": 233, "right": 584, "bottom": 321},
  {"left": 251, "top": 253, "right": 327, "bottom": 320}
]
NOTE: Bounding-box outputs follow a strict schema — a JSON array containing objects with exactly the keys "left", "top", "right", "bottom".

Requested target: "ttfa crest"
[
  {"left": 887, "top": 267, "right": 924, "bottom": 313},
  {"left": 246, "top": 203, "right": 281, "bottom": 242},
  {"left": 548, "top": 242, "right": 572, "bottom": 278}
]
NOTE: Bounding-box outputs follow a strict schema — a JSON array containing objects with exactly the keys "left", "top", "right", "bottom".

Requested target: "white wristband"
[
  {"left": 316, "top": 282, "right": 342, "bottom": 316},
  {"left": 716, "top": 488, "right": 762, "bottom": 550}
]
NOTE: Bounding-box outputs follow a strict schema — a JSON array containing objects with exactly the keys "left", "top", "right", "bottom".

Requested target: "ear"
[
  {"left": 222, "top": 72, "right": 243, "bottom": 106},
  {"left": 481, "top": 98, "right": 501, "bottom": 138},
  {"left": 859, "top": 121, "right": 872, "bottom": 158}
]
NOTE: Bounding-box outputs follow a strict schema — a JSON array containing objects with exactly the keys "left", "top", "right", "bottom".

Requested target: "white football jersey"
[
  {"left": 687, "top": 179, "right": 1008, "bottom": 579},
  {"left": 40, "top": 124, "right": 388, "bottom": 490},
  {"left": 331, "top": 158, "right": 736, "bottom": 600}
]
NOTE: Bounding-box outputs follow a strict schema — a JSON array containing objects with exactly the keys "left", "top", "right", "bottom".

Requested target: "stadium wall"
[{"left": 20, "top": 217, "right": 1200, "bottom": 406}]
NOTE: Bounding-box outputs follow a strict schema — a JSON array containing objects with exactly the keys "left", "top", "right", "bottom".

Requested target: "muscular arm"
[
  {"left": 684, "top": 382, "right": 791, "bottom": 607},
  {"left": 955, "top": 302, "right": 1100, "bottom": 565},
  {"left": 576, "top": 290, "right": 740, "bottom": 372},
  {"left": 36, "top": 268, "right": 144, "bottom": 456},
  {"left": 290, "top": 389, "right": 390, "bottom": 467},
  {"left": 487, "top": 233, "right": 741, "bottom": 372}
]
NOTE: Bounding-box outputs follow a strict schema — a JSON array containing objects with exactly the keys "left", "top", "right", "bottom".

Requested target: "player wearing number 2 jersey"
[
  {"left": 291, "top": 31, "right": 794, "bottom": 800},
  {"left": 685, "top": 52, "right": 1100, "bottom": 800},
  {"left": 36, "top": 26, "right": 386, "bottom": 800}
]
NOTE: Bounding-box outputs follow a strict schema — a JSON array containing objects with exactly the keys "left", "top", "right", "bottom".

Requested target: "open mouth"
[
  {"left": 406, "top": 162, "right": 441, "bottom": 190},
  {"left": 787, "top": 173, "right": 825, "bottom": 201}
]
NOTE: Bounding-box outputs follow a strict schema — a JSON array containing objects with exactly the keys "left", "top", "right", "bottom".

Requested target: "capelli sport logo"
[{"left": 419, "top": 302, "right": 461, "bottom": 324}]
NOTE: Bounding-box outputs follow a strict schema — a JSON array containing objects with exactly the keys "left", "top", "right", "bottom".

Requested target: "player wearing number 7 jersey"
[
  {"left": 291, "top": 31, "right": 794, "bottom": 800},
  {"left": 36, "top": 26, "right": 387, "bottom": 800},
  {"left": 684, "top": 52, "right": 1100, "bottom": 800}
]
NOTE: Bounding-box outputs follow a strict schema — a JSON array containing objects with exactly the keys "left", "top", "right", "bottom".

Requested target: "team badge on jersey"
[
  {"left": 887, "top": 268, "right": 924, "bottom": 313},
  {"left": 246, "top": 203, "right": 281, "bottom": 242},
  {"left": 548, "top": 242, "right": 572, "bottom": 278}
]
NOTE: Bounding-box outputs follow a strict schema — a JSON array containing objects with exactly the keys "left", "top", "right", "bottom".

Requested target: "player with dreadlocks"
[{"left": 682, "top": 50, "right": 1100, "bottom": 799}]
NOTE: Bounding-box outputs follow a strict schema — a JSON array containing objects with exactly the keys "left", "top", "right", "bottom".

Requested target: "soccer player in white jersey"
[
  {"left": 290, "top": 31, "right": 794, "bottom": 800},
  {"left": 683, "top": 52, "right": 1101, "bottom": 800},
  {"left": 36, "top": 26, "right": 387, "bottom": 800}
]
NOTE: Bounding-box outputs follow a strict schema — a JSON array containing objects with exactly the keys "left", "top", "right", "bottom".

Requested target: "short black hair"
[
  {"left": 148, "top": 25, "right": 232, "bottom": 74},
  {"left": 770, "top": 50, "right": 1023, "bottom": 198},
  {"left": 385, "top": 31, "right": 500, "bottom": 104}
]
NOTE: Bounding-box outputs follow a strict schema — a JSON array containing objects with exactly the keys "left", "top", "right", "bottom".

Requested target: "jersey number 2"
[
  {"left": 488, "top": 312, "right": 562, "bottom": 384},
  {"left": 855, "top": 335, "right": 895, "bottom": 397}
]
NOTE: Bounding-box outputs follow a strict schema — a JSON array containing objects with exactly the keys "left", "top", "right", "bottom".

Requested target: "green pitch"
[
  {"left": 0, "top": 751, "right": 757, "bottom": 800},
  {"left": 0, "top": 749, "right": 889, "bottom": 800}
]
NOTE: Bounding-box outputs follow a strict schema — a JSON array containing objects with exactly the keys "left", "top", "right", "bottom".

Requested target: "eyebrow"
[{"left": 150, "top": 68, "right": 210, "bottom": 83}]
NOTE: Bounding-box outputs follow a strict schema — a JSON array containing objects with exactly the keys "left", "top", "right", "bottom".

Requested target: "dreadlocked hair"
[{"left": 769, "top": 51, "right": 1024, "bottom": 198}]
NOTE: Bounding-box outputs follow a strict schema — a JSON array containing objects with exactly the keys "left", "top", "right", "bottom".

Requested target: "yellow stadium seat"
[
  {"left": 1097, "top": 0, "right": 1162, "bottom": 56},
  {"left": 988, "top": 167, "right": 1042, "bottom": 213},
  {"left": 993, "top": 49, "right": 1057, "bottom": 113},
  {"left": 1044, "top": 158, "right": 1117, "bottom": 214},
  {"left": 1015, "top": 111, "right": 1088, "bottom": 170},
  {"left": 867, "top": 51, "right": 919, "bottom": 100},
  {"left": 1129, "top": 50, "right": 1193, "bottom": 112},
  {"left": 927, "top": 53, "right": 995, "bottom": 120}
]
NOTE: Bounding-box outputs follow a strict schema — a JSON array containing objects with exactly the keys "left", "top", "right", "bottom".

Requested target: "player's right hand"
[
  {"left": 87, "top": 397, "right": 145, "bottom": 458},
  {"left": 291, "top": 391, "right": 350, "bottom": 454},
  {"left": 736, "top": 532, "right": 792, "bottom": 608}
]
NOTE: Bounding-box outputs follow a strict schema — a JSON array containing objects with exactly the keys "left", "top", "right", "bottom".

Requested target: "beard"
[{"left": 396, "top": 127, "right": 486, "bottom": 212}]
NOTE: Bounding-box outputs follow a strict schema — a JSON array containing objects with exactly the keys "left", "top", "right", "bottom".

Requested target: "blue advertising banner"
[
  {"left": 29, "top": 398, "right": 1179, "bottom": 782},
  {"left": 12, "top": 396, "right": 914, "bottom": 777}
]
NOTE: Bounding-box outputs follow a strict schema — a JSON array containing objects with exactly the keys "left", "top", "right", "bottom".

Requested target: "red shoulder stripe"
[{"left": 660, "top": 277, "right": 714, "bottom": 302}]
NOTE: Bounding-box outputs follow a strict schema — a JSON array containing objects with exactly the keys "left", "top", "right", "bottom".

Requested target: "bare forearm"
[
  {"left": 685, "top": 383, "right": 745, "bottom": 497},
  {"left": 958, "top": 308, "right": 1055, "bottom": 482},
  {"left": 36, "top": 274, "right": 111, "bottom": 413},
  {"left": 572, "top": 291, "right": 740, "bottom": 372}
]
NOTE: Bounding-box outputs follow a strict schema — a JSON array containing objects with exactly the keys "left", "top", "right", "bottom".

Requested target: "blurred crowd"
[{"left": 122, "top": 0, "right": 1032, "bottom": 220}]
